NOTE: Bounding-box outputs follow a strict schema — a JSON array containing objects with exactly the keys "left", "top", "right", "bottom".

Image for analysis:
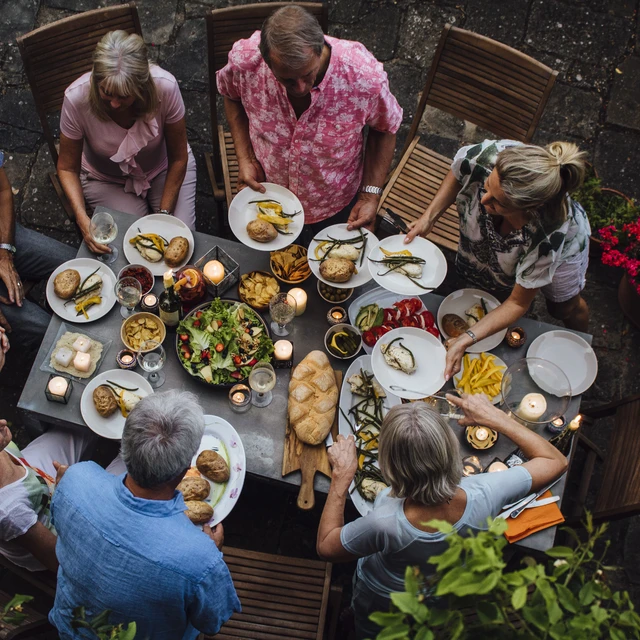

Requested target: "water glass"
[
  {"left": 269, "top": 293, "right": 296, "bottom": 336},
  {"left": 137, "top": 340, "right": 166, "bottom": 388},
  {"left": 248, "top": 361, "right": 276, "bottom": 407},
  {"left": 115, "top": 277, "right": 142, "bottom": 318},
  {"left": 90, "top": 211, "right": 119, "bottom": 264}
]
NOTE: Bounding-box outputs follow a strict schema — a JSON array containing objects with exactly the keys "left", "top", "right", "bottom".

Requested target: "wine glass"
[
  {"left": 90, "top": 211, "right": 119, "bottom": 264},
  {"left": 115, "top": 277, "right": 142, "bottom": 318},
  {"left": 137, "top": 340, "right": 166, "bottom": 388},
  {"left": 248, "top": 361, "right": 276, "bottom": 407},
  {"left": 269, "top": 292, "right": 296, "bottom": 336}
]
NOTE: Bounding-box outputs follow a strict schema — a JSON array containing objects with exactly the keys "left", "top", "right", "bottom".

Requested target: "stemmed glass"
[
  {"left": 248, "top": 361, "right": 276, "bottom": 407},
  {"left": 137, "top": 340, "right": 166, "bottom": 388},
  {"left": 90, "top": 211, "right": 119, "bottom": 264},
  {"left": 115, "top": 277, "right": 142, "bottom": 318},
  {"left": 269, "top": 292, "right": 296, "bottom": 336}
]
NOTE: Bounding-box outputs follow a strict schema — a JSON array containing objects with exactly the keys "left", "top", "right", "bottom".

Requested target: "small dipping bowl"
[
  {"left": 317, "top": 280, "right": 354, "bottom": 304},
  {"left": 118, "top": 264, "right": 154, "bottom": 297},
  {"left": 324, "top": 323, "right": 362, "bottom": 360}
]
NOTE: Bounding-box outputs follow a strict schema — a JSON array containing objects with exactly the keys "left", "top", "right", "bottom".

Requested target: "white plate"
[
  {"left": 80, "top": 369, "right": 154, "bottom": 439},
  {"left": 309, "top": 224, "right": 377, "bottom": 289},
  {"left": 527, "top": 330, "right": 597, "bottom": 396},
  {"left": 437, "top": 288, "right": 506, "bottom": 353},
  {"left": 348, "top": 287, "right": 429, "bottom": 354},
  {"left": 123, "top": 214, "right": 194, "bottom": 275},
  {"left": 194, "top": 416, "right": 246, "bottom": 526},
  {"left": 367, "top": 235, "right": 447, "bottom": 295},
  {"left": 452, "top": 352, "right": 507, "bottom": 404},
  {"left": 371, "top": 327, "right": 446, "bottom": 400},
  {"left": 228, "top": 183, "right": 304, "bottom": 251},
  {"left": 337, "top": 355, "right": 401, "bottom": 517},
  {"left": 46, "top": 258, "right": 117, "bottom": 324}
]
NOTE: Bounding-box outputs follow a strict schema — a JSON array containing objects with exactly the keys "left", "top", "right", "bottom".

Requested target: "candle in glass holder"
[
  {"left": 288, "top": 288, "right": 307, "bottom": 316},
  {"left": 45, "top": 374, "right": 72, "bottom": 404},
  {"left": 327, "top": 306, "right": 346, "bottom": 326},
  {"left": 506, "top": 326, "right": 526, "bottom": 348},
  {"left": 517, "top": 393, "right": 547, "bottom": 421},
  {"left": 204, "top": 260, "right": 225, "bottom": 285},
  {"left": 547, "top": 415, "right": 567, "bottom": 434},
  {"left": 140, "top": 293, "right": 159, "bottom": 314},
  {"left": 462, "top": 455, "right": 483, "bottom": 476},
  {"left": 274, "top": 340, "right": 293, "bottom": 361},
  {"left": 228, "top": 384, "right": 251, "bottom": 413},
  {"left": 117, "top": 349, "right": 137, "bottom": 370}
]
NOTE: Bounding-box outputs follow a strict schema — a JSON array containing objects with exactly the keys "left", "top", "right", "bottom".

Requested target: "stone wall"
[{"left": 0, "top": 0, "right": 639, "bottom": 233}]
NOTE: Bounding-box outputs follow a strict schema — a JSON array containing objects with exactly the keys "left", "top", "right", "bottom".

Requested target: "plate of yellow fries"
[
  {"left": 228, "top": 183, "right": 305, "bottom": 251},
  {"left": 453, "top": 352, "right": 506, "bottom": 404}
]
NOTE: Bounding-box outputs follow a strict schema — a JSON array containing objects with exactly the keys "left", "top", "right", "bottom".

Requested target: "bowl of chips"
[
  {"left": 121, "top": 312, "right": 166, "bottom": 353},
  {"left": 238, "top": 271, "right": 281, "bottom": 311},
  {"left": 270, "top": 245, "right": 311, "bottom": 284}
]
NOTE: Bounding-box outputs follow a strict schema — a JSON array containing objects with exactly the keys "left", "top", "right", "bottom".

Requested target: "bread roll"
[
  {"left": 164, "top": 236, "right": 189, "bottom": 267},
  {"left": 177, "top": 476, "right": 210, "bottom": 501},
  {"left": 319, "top": 258, "right": 355, "bottom": 283},
  {"left": 288, "top": 350, "right": 338, "bottom": 445},
  {"left": 54, "top": 269, "right": 81, "bottom": 299},
  {"left": 442, "top": 313, "right": 469, "bottom": 338},
  {"left": 184, "top": 500, "right": 213, "bottom": 524},
  {"left": 92, "top": 385, "right": 118, "bottom": 418},
  {"left": 247, "top": 219, "right": 277, "bottom": 243},
  {"left": 196, "top": 450, "right": 230, "bottom": 483}
]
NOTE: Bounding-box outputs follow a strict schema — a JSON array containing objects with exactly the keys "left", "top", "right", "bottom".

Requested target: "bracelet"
[
  {"left": 465, "top": 329, "right": 478, "bottom": 345},
  {"left": 156, "top": 209, "right": 171, "bottom": 215},
  {"left": 359, "top": 185, "right": 383, "bottom": 196}
]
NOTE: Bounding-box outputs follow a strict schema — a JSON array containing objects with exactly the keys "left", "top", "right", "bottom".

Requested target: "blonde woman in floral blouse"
[{"left": 405, "top": 139, "right": 590, "bottom": 379}]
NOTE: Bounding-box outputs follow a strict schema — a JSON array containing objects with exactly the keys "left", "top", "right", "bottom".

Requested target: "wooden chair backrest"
[
  {"left": 403, "top": 24, "right": 557, "bottom": 155},
  {"left": 16, "top": 2, "right": 142, "bottom": 165},
  {"left": 206, "top": 2, "right": 327, "bottom": 181}
]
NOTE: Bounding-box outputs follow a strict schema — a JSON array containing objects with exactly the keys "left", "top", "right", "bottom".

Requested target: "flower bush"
[{"left": 599, "top": 219, "right": 640, "bottom": 294}]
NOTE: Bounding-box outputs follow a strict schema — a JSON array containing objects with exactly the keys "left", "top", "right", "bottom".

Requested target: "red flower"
[{"left": 598, "top": 214, "right": 640, "bottom": 284}]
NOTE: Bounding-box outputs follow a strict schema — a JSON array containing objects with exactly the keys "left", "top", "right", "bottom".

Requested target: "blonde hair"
[
  {"left": 378, "top": 403, "right": 462, "bottom": 506},
  {"left": 89, "top": 30, "right": 159, "bottom": 121},
  {"left": 495, "top": 142, "right": 587, "bottom": 225}
]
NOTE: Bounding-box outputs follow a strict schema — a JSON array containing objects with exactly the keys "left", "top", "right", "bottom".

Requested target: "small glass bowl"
[{"left": 324, "top": 323, "right": 362, "bottom": 360}]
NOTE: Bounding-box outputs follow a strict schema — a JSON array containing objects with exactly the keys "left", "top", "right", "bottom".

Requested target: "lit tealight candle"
[
  {"left": 288, "top": 287, "right": 307, "bottom": 316},
  {"left": 121, "top": 354, "right": 134, "bottom": 365},
  {"left": 568, "top": 414, "right": 583, "bottom": 431},
  {"left": 475, "top": 427, "right": 489, "bottom": 441},
  {"left": 47, "top": 376, "right": 68, "bottom": 396},
  {"left": 228, "top": 384, "right": 251, "bottom": 413},
  {"left": 461, "top": 455, "right": 482, "bottom": 476},
  {"left": 517, "top": 393, "right": 547, "bottom": 421},
  {"left": 506, "top": 326, "right": 526, "bottom": 348},
  {"left": 73, "top": 351, "right": 92, "bottom": 373},
  {"left": 274, "top": 340, "right": 293, "bottom": 361},
  {"left": 204, "top": 260, "right": 225, "bottom": 285}
]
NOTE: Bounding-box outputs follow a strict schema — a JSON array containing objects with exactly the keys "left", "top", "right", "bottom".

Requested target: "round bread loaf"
[
  {"left": 92, "top": 385, "right": 118, "bottom": 418},
  {"left": 54, "top": 269, "right": 81, "bottom": 299},
  {"left": 177, "top": 476, "right": 210, "bottom": 501},
  {"left": 319, "top": 258, "right": 355, "bottom": 283},
  {"left": 164, "top": 236, "right": 189, "bottom": 267},
  {"left": 288, "top": 350, "right": 338, "bottom": 445},
  {"left": 247, "top": 219, "right": 277, "bottom": 243},
  {"left": 184, "top": 500, "right": 213, "bottom": 524},
  {"left": 196, "top": 450, "right": 230, "bottom": 483},
  {"left": 441, "top": 313, "right": 469, "bottom": 338}
]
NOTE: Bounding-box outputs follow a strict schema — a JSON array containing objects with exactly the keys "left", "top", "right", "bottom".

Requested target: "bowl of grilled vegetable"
[
  {"left": 317, "top": 281, "right": 354, "bottom": 304},
  {"left": 270, "top": 245, "right": 311, "bottom": 283},
  {"left": 324, "top": 323, "right": 362, "bottom": 360}
]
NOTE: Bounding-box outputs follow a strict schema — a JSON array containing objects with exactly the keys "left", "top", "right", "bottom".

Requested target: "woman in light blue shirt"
[{"left": 317, "top": 395, "right": 567, "bottom": 639}]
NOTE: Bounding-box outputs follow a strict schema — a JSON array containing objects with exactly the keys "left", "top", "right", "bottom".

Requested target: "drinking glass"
[
  {"left": 248, "top": 361, "right": 276, "bottom": 407},
  {"left": 137, "top": 340, "right": 166, "bottom": 388},
  {"left": 269, "top": 292, "right": 296, "bottom": 336},
  {"left": 115, "top": 277, "right": 142, "bottom": 318},
  {"left": 90, "top": 211, "right": 119, "bottom": 264}
]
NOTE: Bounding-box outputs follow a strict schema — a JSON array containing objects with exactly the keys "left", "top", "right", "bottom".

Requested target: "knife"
[{"left": 507, "top": 475, "right": 563, "bottom": 519}]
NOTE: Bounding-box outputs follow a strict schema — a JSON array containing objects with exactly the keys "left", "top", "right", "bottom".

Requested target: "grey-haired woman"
[{"left": 317, "top": 395, "right": 567, "bottom": 639}]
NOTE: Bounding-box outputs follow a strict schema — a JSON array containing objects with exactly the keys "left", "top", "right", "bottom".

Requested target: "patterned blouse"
[
  {"left": 451, "top": 140, "right": 591, "bottom": 297},
  {"left": 217, "top": 32, "right": 403, "bottom": 224}
]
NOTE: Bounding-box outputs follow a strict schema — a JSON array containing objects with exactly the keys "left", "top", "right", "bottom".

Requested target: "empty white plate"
[{"left": 527, "top": 330, "right": 597, "bottom": 396}]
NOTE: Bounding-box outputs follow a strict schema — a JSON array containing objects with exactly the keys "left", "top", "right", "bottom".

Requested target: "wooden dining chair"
[
  {"left": 565, "top": 393, "right": 640, "bottom": 526},
  {"left": 205, "top": 2, "right": 328, "bottom": 217},
  {"left": 378, "top": 24, "right": 558, "bottom": 251},
  {"left": 16, "top": 3, "right": 143, "bottom": 225},
  {"left": 204, "top": 546, "right": 340, "bottom": 640}
]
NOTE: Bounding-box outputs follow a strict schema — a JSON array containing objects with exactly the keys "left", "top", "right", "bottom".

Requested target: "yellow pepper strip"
[
  {"left": 75, "top": 295, "right": 102, "bottom": 319},
  {"left": 380, "top": 247, "right": 412, "bottom": 257},
  {"left": 256, "top": 201, "right": 283, "bottom": 215},
  {"left": 358, "top": 453, "right": 366, "bottom": 469},
  {"left": 257, "top": 212, "right": 292, "bottom": 226},
  {"left": 314, "top": 240, "right": 329, "bottom": 260}
]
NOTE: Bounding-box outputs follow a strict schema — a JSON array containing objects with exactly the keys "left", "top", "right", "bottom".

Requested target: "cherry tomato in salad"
[
  {"left": 196, "top": 311, "right": 203, "bottom": 319},
  {"left": 362, "top": 330, "right": 376, "bottom": 347},
  {"left": 201, "top": 349, "right": 210, "bottom": 360},
  {"left": 217, "top": 320, "right": 223, "bottom": 328},
  {"left": 230, "top": 371, "right": 242, "bottom": 379},
  {"left": 179, "top": 334, "right": 189, "bottom": 342},
  {"left": 193, "top": 320, "right": 201, "bottom": 328},
  {"left": 215, "top": 343, "right": 224, "bottom": 352},
  {"left": 233, "top": 355, "right": 242, "bottom": 366}
]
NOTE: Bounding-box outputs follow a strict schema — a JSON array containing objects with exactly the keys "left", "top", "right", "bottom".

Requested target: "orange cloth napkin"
[{"left": 504, "top": 490, "right": 565, "bottom": 543}]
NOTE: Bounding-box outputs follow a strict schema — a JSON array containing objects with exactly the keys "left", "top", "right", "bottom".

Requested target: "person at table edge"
[
  {"left": 216, "top": 5, "right": 403, "bottom": 234},
  {"left": 57, "top": 30, "right": 196, "bottom": 256},
  {"left": 405, "top": 139, "right": 590, "bottom": 379}
]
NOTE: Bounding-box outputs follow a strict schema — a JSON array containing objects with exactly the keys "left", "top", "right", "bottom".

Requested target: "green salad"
[{"left": 177, "top": 298, "right": 274, "bottom": 385}]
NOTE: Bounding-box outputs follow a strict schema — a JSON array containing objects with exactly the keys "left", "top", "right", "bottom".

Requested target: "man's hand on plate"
[
  {"left": 237, "top": 157, "right": 266, "bottom": 194},
  {"left": 0, "top": 251, "right": 23, "bottom": 307},
  {"left": 347, "top": 195, "right": 378, "bottom": 231},
  {"left": 204, "top": 523, "right": 224, "bottom": 549}
]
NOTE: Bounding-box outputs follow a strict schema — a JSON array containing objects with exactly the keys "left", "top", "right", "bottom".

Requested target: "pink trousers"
[{"left": 81, "top": 148, "right": 197, "bottom": 230}]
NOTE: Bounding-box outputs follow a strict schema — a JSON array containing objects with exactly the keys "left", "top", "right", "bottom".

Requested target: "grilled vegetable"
[
  {"left": 381, "top": 337, "right": 416, "bottom": 374},
  {"left": 129, "top": 232, "right": 168, "bottom": 262}
]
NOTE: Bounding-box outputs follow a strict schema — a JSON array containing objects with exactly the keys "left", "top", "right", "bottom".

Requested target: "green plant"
[
  {"left": 71, "top": 607, "right": 136, "bottom": 639},
  {"left": 371, "top": 514, "right": 640, "bottom": 640},
  {"left": 572, "top": 169, "right": 638, "bottom": 232},
  {"left": 0, "top": 594, "right": 33, "bottom": 627}
]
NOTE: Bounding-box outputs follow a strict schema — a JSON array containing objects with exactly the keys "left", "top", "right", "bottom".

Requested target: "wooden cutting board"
[{"left": 282, "top": 370, "right": 342, "bottom": 510}]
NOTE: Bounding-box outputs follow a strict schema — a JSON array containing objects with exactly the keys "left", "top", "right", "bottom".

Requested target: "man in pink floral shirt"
[{"left": 216, "top": 5, "right": 402, "bottom": 236}]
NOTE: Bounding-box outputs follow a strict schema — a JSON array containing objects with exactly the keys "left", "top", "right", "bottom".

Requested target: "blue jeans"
[{"left": 0, "top": 224, "right": 76, "bottom": 351}]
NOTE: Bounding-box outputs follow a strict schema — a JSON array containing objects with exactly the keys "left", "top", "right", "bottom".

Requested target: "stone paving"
[{"left": 1, "top": 0, "right": 640, "bottom": 626}]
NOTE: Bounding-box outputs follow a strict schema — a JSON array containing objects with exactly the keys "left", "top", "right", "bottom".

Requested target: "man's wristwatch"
[
  {"left": 0, "top": 243, "right": 16, "bottom": 255},
  {"left": 359, "top": 185, "right": 383, "bottom": 196}
]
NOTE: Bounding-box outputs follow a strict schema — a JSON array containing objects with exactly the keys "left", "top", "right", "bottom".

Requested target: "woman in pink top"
[{"left": 58, "top": 30, "right": 196, "bottom": 254}]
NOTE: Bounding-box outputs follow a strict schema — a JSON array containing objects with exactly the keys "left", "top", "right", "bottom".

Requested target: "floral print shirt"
[
  {"left": 217, "top": 32, "right": 403, "bottom": 224},
  {"left": 451, "top": 139, "right": 591, "bottom": 297}
]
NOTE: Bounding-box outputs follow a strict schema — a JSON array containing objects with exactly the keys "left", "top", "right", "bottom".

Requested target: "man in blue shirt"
[{"left": 49, "top": 390, "right": 240, "bottom": 639}]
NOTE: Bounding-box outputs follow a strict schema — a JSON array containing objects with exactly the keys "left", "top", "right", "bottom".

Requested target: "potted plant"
[
  {"left": 572, "top": 166, "right": 638, "bottom": 254},
  {"left": 369, "top": 515, "right": 640, "bottom": 639},
  {"left": 599, "top": 219, "right": 640, "bottom": 328}
]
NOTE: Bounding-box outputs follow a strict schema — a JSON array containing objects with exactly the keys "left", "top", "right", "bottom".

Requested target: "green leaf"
[
  {"left": 430, "top": 544, "right": 463, "bottom": 571},
  {"left": 89, "top": 610, "right": 112, "bottom": 629},
  {"left": 376, "top": 623, "right": 410, "bottom": 640},
  {"left": 119, "top": 624, "right": 137, "bottom": 640},
  {"left": 476, "top": 601, "right": 503, "bottom": 624},
  {"left": 414, "top": 628, "right": 434, "bottom": 640},
  {"left": 555, "top": 584, "right": 580, "bottom": 614},
  {"left": 546, "top": 546, "right": 575, "bottom": 559},
  {"left": 591, "top": 604, "right": 609, "bottom": 625},
  {"left": 610, "top": 628, "right": 627, "bottom": 640},
  {"left": 579, "top": 582, "right": 595, "bottom": 606},
  {"left": 390, "top": 592, "right": 422, "bottom": 616},
  {"left": 503, "top": 573, "right": 525, "bottom": 587},
  {"left": 523, "top": 604, "right": 550, "bottom": 632},
  {"left": 424, "top": 519, "right": 455, "bottom": 535},
  {"left": 369, "top": 612, "right": 406, "bottom": 627},
  {"left": 404, "top": 566, "right": 419, "bottom": 597},
  {"left": 512, "top": 585, "right": 528, "bottom": 610},
  {"left": 546, "top": 599, "right": 563, "bottom": 625}
]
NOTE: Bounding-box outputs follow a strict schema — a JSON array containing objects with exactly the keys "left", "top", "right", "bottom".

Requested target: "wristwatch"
[
  {"left": 359, "top": 185, "right": 383, "bottom": 196},
  {"left": 465, "top": 329, "right": 478, "bottom": 345},
  {"left": 0, "top": 243, "right": 16, "bottom": 255}
]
